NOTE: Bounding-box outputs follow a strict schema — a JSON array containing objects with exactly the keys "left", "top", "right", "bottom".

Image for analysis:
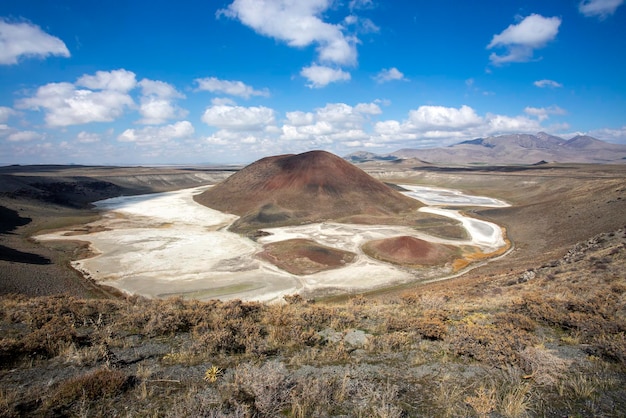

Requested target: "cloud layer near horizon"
[{"left": 0, "top": 67, "right": 607, "bottom": 162}]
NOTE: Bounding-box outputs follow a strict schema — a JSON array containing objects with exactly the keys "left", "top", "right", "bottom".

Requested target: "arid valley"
[{"left": 1, "top": 155, "right": 626, "bottom": 417}]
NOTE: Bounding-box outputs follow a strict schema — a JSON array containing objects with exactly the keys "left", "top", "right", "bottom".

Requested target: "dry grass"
[{"left": 0, "top": 227, "right": 625, "bottom": 417}]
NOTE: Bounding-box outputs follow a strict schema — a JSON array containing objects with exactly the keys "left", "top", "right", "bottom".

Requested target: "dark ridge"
[
  {"left": 0, "top": 245, "right": 51, "bottom": 265},
  {"left": 458, "top": 138, "right": 495, "bottom": 148}
]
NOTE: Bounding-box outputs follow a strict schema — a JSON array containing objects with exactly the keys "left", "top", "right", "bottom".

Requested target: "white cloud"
[
  {"left": 344, "top": 15, "right": 379, "bottom": 34},
  {"left": 301, "top": 65, "right": 351, "bottom": 88},
  {"left": 587, "top": 126, "right": 626, "bottom": 143},
  {"left": 485, "top": 114, "right": 542, "bottom": 133},
  {"left": 374, "top": 67, "right": 407, "bottom": 83},
  {"left": 201, "top": 105, "right": 275, "bottom": 131},
  {"left": 534, "top": 79, "right": 563, "bottom": 88},
  {"left": 211, "top": 97, "right": 237, "bottom": 106},
  {"left": 488, "top": 14, "right": 561, "bottom": 65},
  {"left": 6, "top": 130, "right": 42, "bottom": 142},
  {"left": 524, "top": 105, "right": 567, "bottom": 121},
  {"left": 76, "top": 131, "right": 101, "bottom": 143},
  {"left": 139, "top": 79, "right": 184, "bottom": 99},
  {"left": 219, "top": 0, "right": 358, "bottom": 67},
  {"left": 285, "top": 111, "right": 315, "bottom": 126},
  {"left": 137, "top": 98, "right": 186, "bottom": 125},
  {"left": 195, "top": 77, "right": 269, "bottom": 99},
  {"left": 354, "top": 102, "right": 382, "bottom": 115},
  {"left": 77, "top": 69, "right": 137, "bottom": 92},
  {"left": 0, "top": 106, "right": 17, "bottom": 123},
  {"left": 17, "top": 80, "right": 134, "bottom": 127},
  {"left": 118, "top": 121, "right": 195, "bottom": 146},
  {"left": 280, "top": 101, "right": 379, "bottom": 143},
  {"left": 137, "top": 79, "right": 187, "bottom": 125},
  {"left": 371, "top": 105, "right": 551, "bottom": 147},
  {"left": 204, "top": 132, "right": 230, "bottom": 145},
  {"left": 0, "top": 19, "right": 70, "bottom": 65},
  {"left": 345, "top": 140, "right": 363, "bottom": 147},
  {"left": 407, "top": 105, "right": 483, "bottom": 131},
  {"left": 579, "top": 0, "right": 624, "bottom": 19}
]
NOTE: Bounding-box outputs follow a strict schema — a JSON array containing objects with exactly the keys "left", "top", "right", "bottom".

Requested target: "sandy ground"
[{"left": 36, "top": 185, "right": 509, "bottom": 302}]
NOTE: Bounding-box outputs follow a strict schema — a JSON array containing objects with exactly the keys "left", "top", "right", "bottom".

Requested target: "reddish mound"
[
  {"left": 362, "top": 236, "right": 459, "bottom": 267},
  {"left": 195, "top": 150, "right": 421, "bottom": 232},
  {"left": 258, "top": 239, "right": 356, "bottom": 275}
]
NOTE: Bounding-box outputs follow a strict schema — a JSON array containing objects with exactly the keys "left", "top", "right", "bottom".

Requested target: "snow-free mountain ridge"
[{"left": 345, "top": 133, "right": 626, "bottom": 164}]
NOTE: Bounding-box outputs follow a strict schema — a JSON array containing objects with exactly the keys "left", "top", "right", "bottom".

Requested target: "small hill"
[{"left": 194, "top": 150, "right": 422, "bottom": 232}]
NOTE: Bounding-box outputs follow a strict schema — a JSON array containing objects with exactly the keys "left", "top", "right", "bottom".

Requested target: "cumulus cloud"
[
  {"left": 77, "top": 69, "right": 137, "bottom": 92},
  {"left": 195, "top": 77, "right": 269, "bottom": 99},
  {"left": 488, "top": 14, "right": 561, "bottom": 65},
  {"left": 534, "top": 79, "right": 563, "bottom": 88},
  {"left": 354, "top": 102, "right": 383, "bottom": 115},
  {"left": 285, "top": 111, "right": 315, "bottom": 126},
  {"left": 137, "top": 79, "right": 187, "bottom": 125},
  {"left": 280, "top": 101, "right": 379, "bottom": 143},
  {"left": 211, "top": 97, "right": 237, "bottom": 106},
  {"left": 76, "top": 131, "right": 101, "bottom": 143},
  {"left": 17, "top": 80, "right": 135, "bottom": 127},
  {"left": 219, "top": 0, "right": 358, "bottom": 67},
  {"left": 372, "top": 104, "right": 549, "bottom": 147},
  {"left": 301, "top": 65, "right": 351, "bottom": 88},
  {"left": 524, "top": 105, "right": 567, "bottom": 121},
  {"left": 118, "top": 121, "right": 195, "bottom": 146},
  {"left": 485, "top": 114, "right": 542, "bottom": 133},
  {"left": 6, "top": 130, "right": 43, "bottom": 142},
  {"left": 0, "top": 106, "right": 17, "bottom": 123},
  {"left": 407, "top": 105, "right": 483, "bottom": 131},
  {"left": 579, "top": 0, "right": 624, "bottom": 19},
  {"left": 276, "top": 102, "right": 556, "bottom": 150},
  {"left": 374, "top": 67, "right": 407, "bottom": 83},
  {"left": 0, "top": 18, "right": 70, "bottom": 65},
  {"left": 139, "top": 79, "right": 184, "bottom": 99},
  {"left": 201, "top": 105, "right": 275, "bottom": 131}
]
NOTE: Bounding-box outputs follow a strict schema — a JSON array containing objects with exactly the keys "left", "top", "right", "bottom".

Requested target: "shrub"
[
  {"left": 42, "top": 367, "right": 131, "bottom": 414},
  {"left": 448, "top": 321, "right": 537, "bottom": 367}
]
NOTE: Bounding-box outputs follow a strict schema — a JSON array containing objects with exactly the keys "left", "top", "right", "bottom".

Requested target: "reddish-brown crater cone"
[
  {"left": 194, "top": 150, "right": 421, "bottom": 231},
  {"left": 362, "top": 236, "right": 459, "bottom": 266}
]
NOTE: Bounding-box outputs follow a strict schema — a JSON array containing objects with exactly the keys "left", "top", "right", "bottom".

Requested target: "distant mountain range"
[{"left": 345, "top": 133, "right": 626, "bottom": 165}]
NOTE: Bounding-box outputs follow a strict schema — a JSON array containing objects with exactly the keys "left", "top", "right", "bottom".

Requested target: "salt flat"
[{"left": 36, "top": 185, "right": 509, "bottom": 302}]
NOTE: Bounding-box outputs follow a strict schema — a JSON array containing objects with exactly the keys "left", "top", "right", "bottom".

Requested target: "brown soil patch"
[
  {"left": 258, "top": 238, "right": 356, "bottom": 275},
  {"left": 362, "top": 236, "right": 459, "bottom": 267}
]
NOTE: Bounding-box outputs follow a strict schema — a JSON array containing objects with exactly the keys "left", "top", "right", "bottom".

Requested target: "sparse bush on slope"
[{"left": 1, "top": 228, "right": 625, "bottom": 417}]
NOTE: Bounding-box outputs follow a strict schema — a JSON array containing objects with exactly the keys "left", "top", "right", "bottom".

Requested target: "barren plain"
[{"left": 1, "top": 162, "right": 626, "bottom": 417}]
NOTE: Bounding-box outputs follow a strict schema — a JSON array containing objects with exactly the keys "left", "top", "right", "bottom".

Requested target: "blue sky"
[{"left": 1, "top": 0, "right": 625, "bottom": 164}]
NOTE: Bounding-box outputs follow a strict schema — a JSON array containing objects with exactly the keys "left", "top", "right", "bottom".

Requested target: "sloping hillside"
[{"left": 195, "top": 150, "right": 422, "bottom": 232}]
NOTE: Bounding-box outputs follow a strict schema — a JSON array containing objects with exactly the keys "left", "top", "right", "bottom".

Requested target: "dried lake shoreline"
[{"left": 36, "top": 184, "right": 510, "bottom": 302}]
